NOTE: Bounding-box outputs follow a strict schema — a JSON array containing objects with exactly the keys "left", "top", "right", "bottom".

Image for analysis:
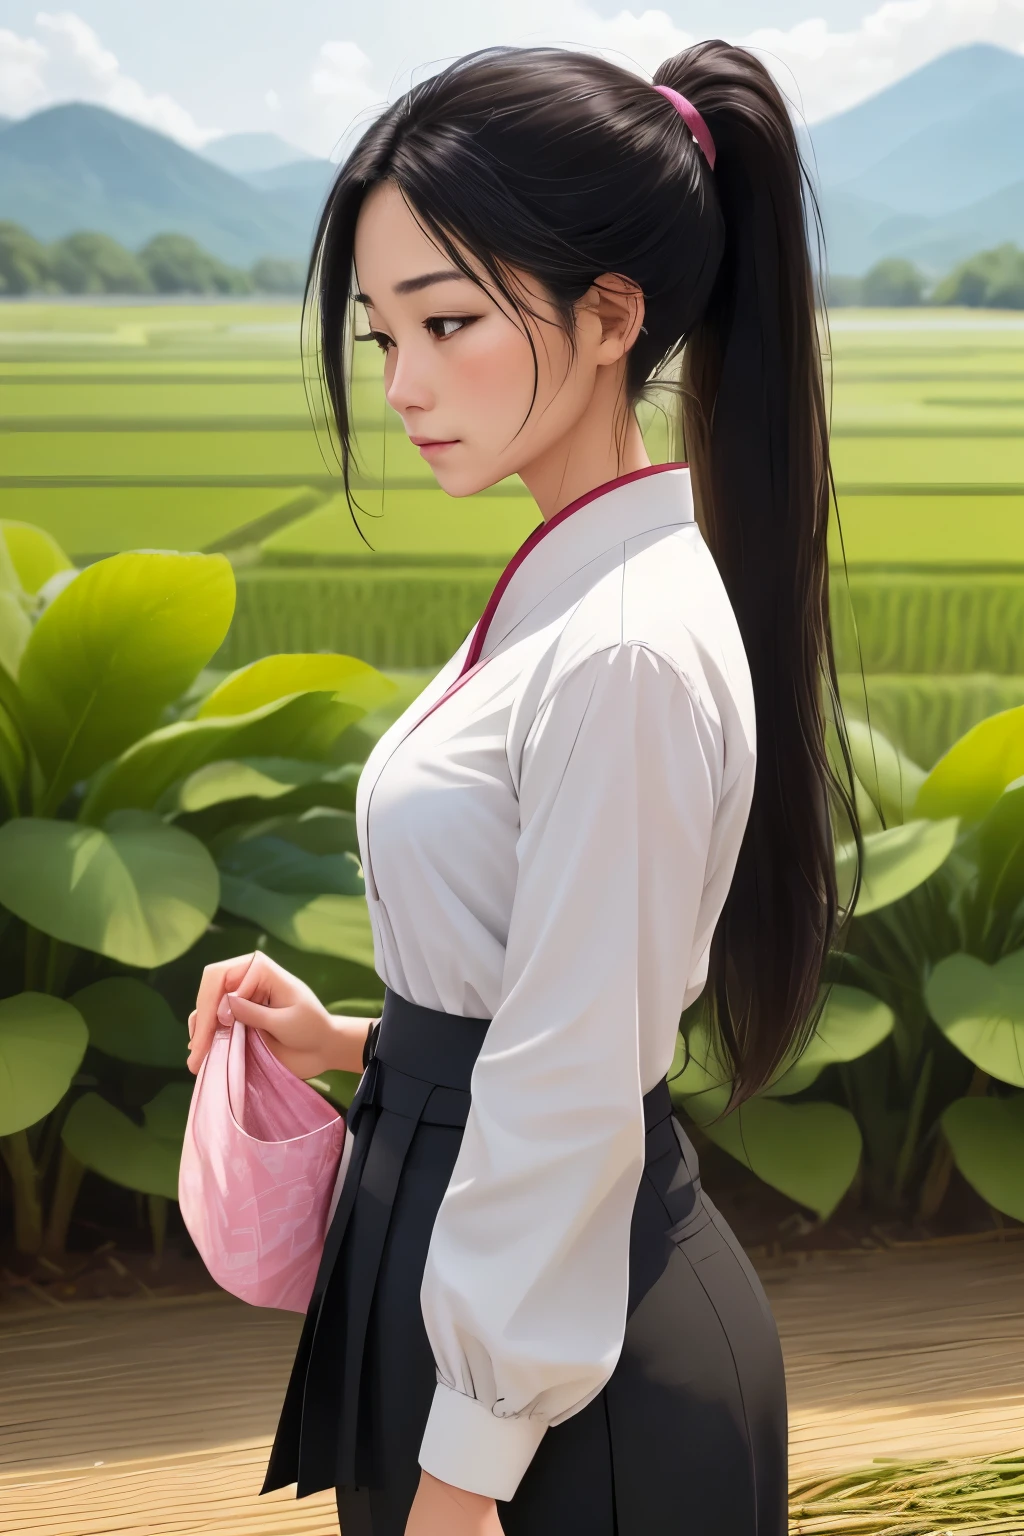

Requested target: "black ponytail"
[
  {"left": 306, "top": 40, "right": 861, "bottom": 1108},
  {"left": 654, "top": 42, "right": 860, "bottom": 1108}
]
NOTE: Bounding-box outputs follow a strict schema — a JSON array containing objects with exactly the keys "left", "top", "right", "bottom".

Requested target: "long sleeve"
[{"left": 416, "top": 640, "right": 722, "bottom": 1500}]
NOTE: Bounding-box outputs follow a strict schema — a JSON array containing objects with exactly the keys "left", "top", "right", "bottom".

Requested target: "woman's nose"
[{"left": 384, "top": 346, "right": 433, "bottom": 415}]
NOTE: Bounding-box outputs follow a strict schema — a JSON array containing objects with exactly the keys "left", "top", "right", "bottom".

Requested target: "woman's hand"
[
  {"left": 404, "top": 1471, "right": 504, "bottom": 1536},
  {"left": 186, "top": 951, "right": 368, "bottom": 1081}
]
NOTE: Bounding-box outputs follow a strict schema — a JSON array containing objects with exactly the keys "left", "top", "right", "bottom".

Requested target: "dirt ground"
[{"left": 2, "top": 1234, "right": 1024, "bottom": 1536}]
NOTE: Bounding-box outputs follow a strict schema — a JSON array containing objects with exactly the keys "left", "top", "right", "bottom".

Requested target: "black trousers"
[{"left": 261, "top": 989, "right": 789, "bottom": 1534}]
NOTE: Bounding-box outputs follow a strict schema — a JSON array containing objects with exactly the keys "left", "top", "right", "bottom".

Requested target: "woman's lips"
[{"left": 411, "top": 438, "right": 459, "bottom": 461}]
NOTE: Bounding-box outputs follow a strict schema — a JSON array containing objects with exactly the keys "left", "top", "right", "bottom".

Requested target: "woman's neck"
[{"left": 517, "top": 375, "right": 651, "bottom": 522}]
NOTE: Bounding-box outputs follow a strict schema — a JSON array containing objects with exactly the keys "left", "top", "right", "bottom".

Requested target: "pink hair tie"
[{"left": 653, "top": 84, "right": 716, "bottom": 170}]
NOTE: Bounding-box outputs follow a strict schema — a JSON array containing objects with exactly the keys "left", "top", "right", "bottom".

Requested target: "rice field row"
[{"left": 0, "top": 302, "right": 1021, "bottom": 567}]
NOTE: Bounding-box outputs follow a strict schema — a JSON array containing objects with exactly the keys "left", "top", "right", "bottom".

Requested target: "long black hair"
[{"left": 304, "top": 41, "right": 861, "bottom": 1110}]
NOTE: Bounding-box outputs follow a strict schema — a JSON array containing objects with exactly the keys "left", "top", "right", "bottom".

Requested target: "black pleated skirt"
[{"left": 260, "top": 988, "right": 789, "bottom": 1535}]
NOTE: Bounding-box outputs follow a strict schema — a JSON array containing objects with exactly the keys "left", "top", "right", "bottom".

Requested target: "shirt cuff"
[{"left": 417, "top": 1381, "right": 548, "bottom": 1501}]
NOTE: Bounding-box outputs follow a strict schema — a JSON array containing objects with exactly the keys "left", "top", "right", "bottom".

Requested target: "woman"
[{"left": 187, "top": 39, "right": 858, "bottom": 1536}]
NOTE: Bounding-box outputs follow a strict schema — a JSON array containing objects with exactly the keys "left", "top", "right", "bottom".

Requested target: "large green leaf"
[
  {"left": 142, "top": 1081, "right": 194, "bottom": 1145},
  {"left": 0, "top": 592, "right": 31, "bottom": 680},
  {"left": 976, "top": 777, "right": 1024, "bottom": 918},
  {"left": 81, "top": 694, "right": 364, "bottom": 824},
  {"left": 174, "top": 772, "right": 362, "bottom": 851},
  {"left": 761, "top": 985, "right": 895, "bottom": 1097},
  {"left": 199, "top": 653, "right": 396, "bottom": 718},
  {"left": 212, "top": 807, "right": 360, "bottom": 859},
  {"left": 667, "top": 1016, "right": 734, "bottom": 1105},
  {"left": 844, "top": 718, "right": 925, "bottom": 829},
  {"left": 0, "top": 702, "right": 25, "bottom": 815},
  {"left": 0, "top": 520, "right": 73, "bottom": 595},
  {"left": 0, "top": 815, "right": 219, "bottom": 967},
  {"left": 941, "top": 1092, "right": 1024, "bottom": 1222},
  {"left": 17, "top": 551, "right": 235, "bottom": 808},
  {"left": 688, "top": 1097, "right": 862, "bottom": 1221},
  {"left": 71, "top": 977, "right": 188, "bottom": 1067},
  {"left": 220, "top": 877, "right": 375, "bottom": 967},
  {"left": 914, "top": 704, "right": 1024, "bottom": 824},
  {"left": 835, "top": 817, "right": 959, "bottom": 915},
  {"left": 159, "top": 756, "right": 336, "bottom": 815},
  {"left": 925, "top": 951, "right": 1024, "bottom": 1088},
  {"left": 308, "top": 1069, "right": 363, "bottom": 1111},
  {"left": 219, "top": 835, "right": 363, "bottom": 896},
  {"left": 0, "top": 992, "right": 88, "bottom": 1135},
  {"left": 61, "top": 1092, "right": 182, "bottom": 1199}
]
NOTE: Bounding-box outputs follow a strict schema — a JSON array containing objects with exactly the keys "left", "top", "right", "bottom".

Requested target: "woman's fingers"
[
  {"left": 223, "top": 991, "right": 278, "bottom": 1029},
  {"left": 189, "top": 952, "right": 258, "bottom": 1071}
]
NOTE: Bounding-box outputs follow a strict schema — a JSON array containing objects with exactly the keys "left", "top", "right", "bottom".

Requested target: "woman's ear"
[{"left": 578, "top": 273, "right": 646, "bottom": 365}]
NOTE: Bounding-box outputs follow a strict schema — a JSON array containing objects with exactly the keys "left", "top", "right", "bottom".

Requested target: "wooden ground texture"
[{"left": 1, "top": 1238, "right": 1023, "bottom": 1536}]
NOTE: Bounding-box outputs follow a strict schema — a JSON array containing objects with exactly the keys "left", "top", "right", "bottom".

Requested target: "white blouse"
[{"left": 353, "top": 464, "right": 756, "bottom": 1502}]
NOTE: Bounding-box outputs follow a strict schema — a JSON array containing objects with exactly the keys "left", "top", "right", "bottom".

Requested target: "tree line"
[
  {"left": 0, "top": 223, "right": 306, "bottom": 296},
  {"left": 1, "top": 219, "right": 1022, "bottom": 308},
  {"left": 827, "top": 246, "right": 1024, "bottom": 309}
]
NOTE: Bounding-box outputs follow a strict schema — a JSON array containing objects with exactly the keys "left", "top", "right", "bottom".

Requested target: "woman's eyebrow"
[{"left": 356, "top": 269, "right": 472, "bottom": 305}]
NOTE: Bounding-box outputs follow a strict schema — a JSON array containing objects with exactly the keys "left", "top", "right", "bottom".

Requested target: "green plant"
[
  {"left": 862, "top": 256, "right": 927, "bottom": 307},
  {"left": 933, "top": 242, "right": 1024, "bottom": 309},
  {"left": 671, "top": 707, "right": 1024, "bottom": 1230},
  {"left": 0, "top": 520, "right": 394, "bottom": 1260}
]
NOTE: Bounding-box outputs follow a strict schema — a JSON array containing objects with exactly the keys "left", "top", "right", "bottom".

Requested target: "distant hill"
[
  {"left": 201, "top": 131, "right": 314, "bottom": 175},
  {"left": 809, "top": 43, "right": 1024, "bottom": 274},
  {"left": 1, "top": 44, "right": 1022, "bottom": 276},
  {"left": 244, "top": 159, "right": 335, "bottom": 196},
  {"left": 808, "top": 43, "right": 1024, "bottom": 187},
  {"left": 0, "top": 104, "right": 318, "bottom": 264},
  {"left": 893, "top": 180, "right": 1024, "bottom": 272},
  {"left": 829, "top": 85, "right": 1024, "bottom": 219}
]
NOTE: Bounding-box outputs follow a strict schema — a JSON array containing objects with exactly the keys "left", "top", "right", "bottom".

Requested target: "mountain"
[
  {"left": 2, "top": 44, "right": 1022, "bottom": 278},
  {"left": 244, "top": 159, "right": 335, "bottom": 196},
  {"left": 241, "top": 158, "right": 336, "bottom": 239},
  {"left": 0, "top": 104, "right": 317, "bottom": 264},
  {"left": 808, "top": 43, "right": 1024, "bottom": 189},
  {"left": 829, "top": 84, "right": 1024, "bottom": 219},
  {"left": 890, "top": 180, "right": 1024, "bottom": 272},
  {"left": 809, "top": 43, "right": 1024, "bottom": 274},
  {"left": 202, "top": 131, "right": 313, "bottom": 175}
]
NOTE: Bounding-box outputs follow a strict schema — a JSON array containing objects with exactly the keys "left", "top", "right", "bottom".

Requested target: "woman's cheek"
[{"left": 455, "top": 327, "right": 536, "bottom": 431}]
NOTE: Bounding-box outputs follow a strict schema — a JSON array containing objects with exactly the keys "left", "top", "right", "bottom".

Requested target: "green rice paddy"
[
  {"left": 1, "top": 302, "right": 1022, "bottom": 765},
  {"left": 1, "top": 301, "right": 1021, "bottom": 566}
]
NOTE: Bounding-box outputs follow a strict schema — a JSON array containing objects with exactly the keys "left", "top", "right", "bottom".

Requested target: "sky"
[{"left": 2, "top": 0, "right": 1024, "bottom": 158}]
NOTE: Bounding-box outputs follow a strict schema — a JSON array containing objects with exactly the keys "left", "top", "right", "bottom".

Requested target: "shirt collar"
[{"left": 465, "top": 462, "right": 695, "bottom": 669}]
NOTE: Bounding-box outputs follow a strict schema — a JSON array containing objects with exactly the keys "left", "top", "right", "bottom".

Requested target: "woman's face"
[{"left": 351, "top": 181, "right": 620, "bottom": 498}]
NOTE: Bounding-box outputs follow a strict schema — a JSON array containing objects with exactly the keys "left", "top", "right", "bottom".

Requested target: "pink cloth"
[{"left": 178, "top": 1019, "right": 345, "bottom": 1312}]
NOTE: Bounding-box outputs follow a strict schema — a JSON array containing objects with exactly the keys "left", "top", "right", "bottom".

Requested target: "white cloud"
[
  {"left": 4, "top": 0, "right": 1024, "bottom": 160},
  {"left": 0, "top": 11, "right": 219, "bottom": 145},
  {"left": 325, "top": 0, "right": 1024, "bottom": 146},
  {"left": 0, "top": 28, "right": 48, "bottom": 116},
  {"left": 742, "top": 0, "right": 1024, "bottom": 121},
  {"left": 305, "top": 39, "right": 387, "bottom": 156},
  {"left": 484, "top": 0, "right": 1024, "bottom": 123}
]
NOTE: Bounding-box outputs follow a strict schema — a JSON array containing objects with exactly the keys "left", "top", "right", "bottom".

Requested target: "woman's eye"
[
  {"left": 425, "top": 316, "right": 477, "bottom": 340},
  {"left": 354, "top": 330, "right": 394, "bottom": 354}
]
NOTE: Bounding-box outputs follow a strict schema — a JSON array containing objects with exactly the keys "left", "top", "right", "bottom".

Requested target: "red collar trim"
[
  {"left": 462, "top": 461, "right": 688, "bottom": 674},
  {"left": 404, "top": 461, "right": 688, "bottom": 739}
]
